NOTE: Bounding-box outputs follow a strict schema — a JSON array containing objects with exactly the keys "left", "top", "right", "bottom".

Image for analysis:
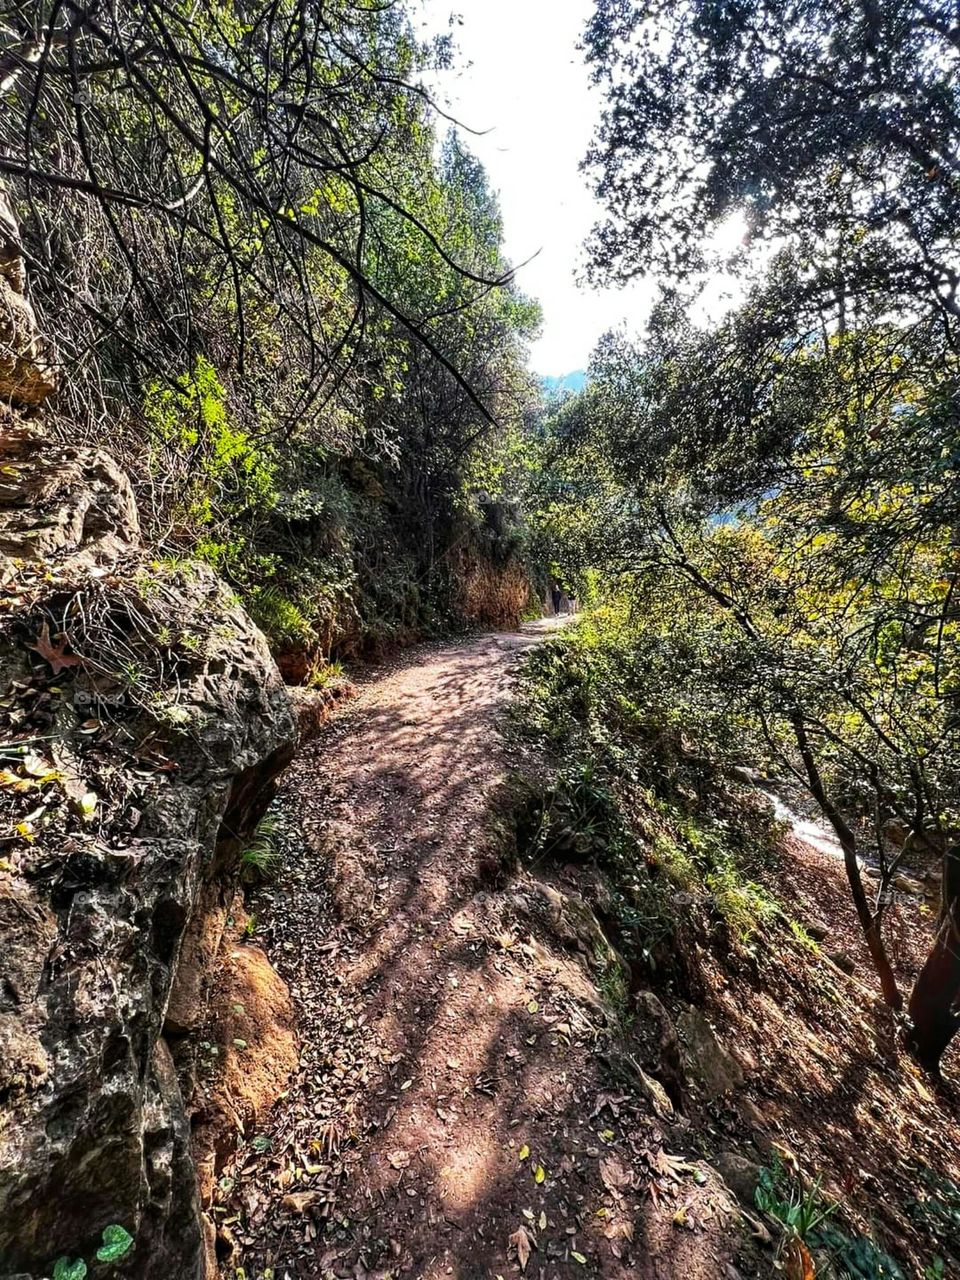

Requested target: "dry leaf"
[
  {"left": 387, "top": 1149, "right": 410, "bottom": 1170},
  {"left": 509, "top": 1226, "right": 532, "bottom": 1272},
  {"left": 783, "top": 1237, "right": 815, "bottom": 1280},
  {"left": 29, "top": 622, "right": 82, "bottom": 675},
  {"left": 518, "top": 1144, "right": 530, "bottom": 1161},
  {"left": 281, "top": 1191, "right": 322, "bottom": 1214},
  {"left": 534, "top": 1164, "right": 546, "bottom": 1184}
]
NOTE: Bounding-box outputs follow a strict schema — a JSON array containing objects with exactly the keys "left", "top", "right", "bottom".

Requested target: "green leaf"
[
  {"left": 96, "top": 1223, "right": 134, "bottom": 1263},
  {"left": 52, "top": 1259, "right": 87, "bottom": 1280}
]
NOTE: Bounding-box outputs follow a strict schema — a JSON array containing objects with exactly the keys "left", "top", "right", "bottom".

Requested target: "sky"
[{"left": 416, "top": 0, "right": 654, "bottom": 377}]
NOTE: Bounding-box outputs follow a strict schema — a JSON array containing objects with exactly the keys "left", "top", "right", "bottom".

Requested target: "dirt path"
[{"left": 225, "top": 625, "right": 749, "bottom": 1280}]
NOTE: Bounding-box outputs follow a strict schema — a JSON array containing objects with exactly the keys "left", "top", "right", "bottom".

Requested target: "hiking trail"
[{"left": 224, "top": 623, "right": 751, "bottom": 1280}]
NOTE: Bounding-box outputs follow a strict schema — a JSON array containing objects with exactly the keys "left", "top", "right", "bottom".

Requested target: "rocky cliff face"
[{"left": 0, "top": 193, "right": 297, "bottom": 1279}]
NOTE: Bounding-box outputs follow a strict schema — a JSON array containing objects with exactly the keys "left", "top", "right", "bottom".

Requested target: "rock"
[
  {"left": 803, "top": 918, "right": 829, "bottom": 942},
  {"left": 677, "top": 1006, "right": 744, "bottom": 1098},
  {"left": 0, "top": 189, "right": 57, "bottom": 407},
  {"left": 714, "top": 1151, "right": 761, "bottom": 1205},
  {"left": 0, "top": 276, "right": 58, "bottom": 406},
  {"left": 0, "top": 432, "right": 295, "bottom": 1277},
  {"left": 633, "top": 990, "right": 685, "bottom": 1101},
  {"left": 287, "top": 681, "right": 356, "bottom": 742},
  {"left": 0, "top": 427, "right": 139, "bottom": 567},
  {"left": 826, "top": 949, "right": 856, "bottom": 975},
  {"left": 186, "top": 925, "right": 299, "bottom": 1251}
]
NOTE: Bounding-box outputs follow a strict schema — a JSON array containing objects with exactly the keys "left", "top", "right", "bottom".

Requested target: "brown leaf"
[
  {"left": 509, "top": 1225, "right": 533, "bottom": 1272},
  {"left": 281, "top": 1191, "right": 322, "bottom": 1215},
  {"left": 783, "top": 1237, "right": 815, "bottom": 1280},
  {"left": 599, "top": 1156, "right": 632, "bottom": 1193},
  {"left": 29, "top": 622, "right": 82, "bottom": 675},
  {"left": 387, "top": 1149, "right": 411, "bottom": 1170}
]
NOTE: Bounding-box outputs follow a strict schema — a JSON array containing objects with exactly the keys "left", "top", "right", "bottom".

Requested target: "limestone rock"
[
  {"left": 0, "top": 191, "right": 57, "bottom": 408},
  {"left": 0, "top": 435, "right": 295, "bottom": 1278},
  {"left": 0, "top": 276, "right": 57, "bottom": 407},
  {"left": 0, "top": 428, "right": 139, "bottom": 566},
  {"left": 677, "top": 1005, "right": 744, "bottom": 1098}
]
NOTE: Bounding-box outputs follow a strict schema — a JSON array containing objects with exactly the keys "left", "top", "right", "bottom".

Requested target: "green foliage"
[
  {"left": 95, "top": 1224, "right": 134, "bottom": 1264},
  {"left": 50, "top": 1224, "right": 133, "bottom": 1279},
  {"left": 247, "top": 588, "right": 317, "bottom": 649},
  {"left": 52, "top": 1260, "right": 86, "bottom": 1280},
  {"left": 514, "top": 613, "right": 791, "bottom": 964},
  {"left": 811, "top": 1225, "right": 907, "bottom": 1279},
  {"left": 240, "top": 816, "right": 281, "bottom": 884},
  {"left": 144, "top": 357, "right": 277, "bottom": 528},
  {"left": 908, "top": 1170, "right": 960, "bottom": 1255},
  {"left": 755, "top": 1160, "right": 838, "bottom": 1241}
]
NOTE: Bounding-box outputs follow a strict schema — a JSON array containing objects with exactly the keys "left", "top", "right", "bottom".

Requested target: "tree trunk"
[
  {"left": 788, "top": 710, "right": 903, "bottom": 1008},
  {"left": 907, "top": 844, "right": 960, "bottom": 1072}
]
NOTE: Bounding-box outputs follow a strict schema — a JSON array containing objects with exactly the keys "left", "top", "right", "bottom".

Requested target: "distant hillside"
[{"left": 541, "top": 369, "right": 587, "bottom": 396}]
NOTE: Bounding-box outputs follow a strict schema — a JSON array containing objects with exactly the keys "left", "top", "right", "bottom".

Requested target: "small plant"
[
  {"left": 53, "top": 1260, "right": 86, "bottom": 1280},
  {"left": 240, "top": 814, "right": 280, "bottom": 883},
  {"left": 908, "top": 1169, "right": 960, "bottom": 1252},
  {"left": 96, "top": 1224, "right": 134, "bottom": 1263},
  {"left": 811, "top": 1224, "right": 907, "bottom": 1278},
  {"left": 50, "top": 1223, "right": 133, "bottom": 1278},
  {"left": 306, "top": 658, "right": 344, "bottom": 690},
  {"left": 755, "top": 1159, "right": 838, "bottom": 1262}
]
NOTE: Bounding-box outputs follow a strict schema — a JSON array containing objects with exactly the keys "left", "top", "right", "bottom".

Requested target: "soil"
[{"left": 213, "top": 623, "right": 960, "bottom": 1280}]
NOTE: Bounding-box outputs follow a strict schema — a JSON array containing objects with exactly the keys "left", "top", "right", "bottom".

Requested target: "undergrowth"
[{"left": 511, "top": 606, "right": 795, "bottom": 977}]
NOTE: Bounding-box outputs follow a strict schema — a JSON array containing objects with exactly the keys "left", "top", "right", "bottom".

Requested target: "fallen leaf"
[
  {"left": 783, "top": 1237, "right": 815, "bottom": 1280},
  {"left": 509, "top": 1226, "right": 532, "bottom": 1272},
  {"left": 518, "top": 1145, "right": 530, "bottom": 1161},
  {"left": 29, "top": 622, "right": 83, "bottom": 675},
  {"left": 387, "top": 1150, "right": 411, "bottom": 1170},
  {"left": 281, "top": 1192, "right": 322, "bottom": 1214},
  {"left": 534, "top": 1164, "right": 546, "bottom": 1184}
]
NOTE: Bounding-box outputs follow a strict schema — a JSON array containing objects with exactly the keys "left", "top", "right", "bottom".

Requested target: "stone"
[
  {"left": 0, "top": 431, "right": 296, "bottom": 1278},
  {"left": 0, "top": 429, "right": 140, "bottom": 566},
  {"left": 677, "top": 1005, "right": 744, "bottom": 1098},
  {"left": 826, "top": 949, "right": 856, "bottom": 975},
  {"left": 0, "top": 276, "right": 58, "bottom": 406},
  {"left": 0, "top": 192, "right": 57, "bottom": 407},
  {"left": 633, "top": 989, "right": 685, "bottom": 1101},
  {"left": 714, "top": 1150, "right": 761, "bottom": 1205}
]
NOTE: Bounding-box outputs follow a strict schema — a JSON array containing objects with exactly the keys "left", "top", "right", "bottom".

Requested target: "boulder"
[
  {"left": 0, "top": 275, "right": 57, "bottom": 406},
  {"left": 0, "top": 430, "right": 295, "bottom": 1277},
  {"left": 0, "top": 188, "right": 57, "bottom": 408}
]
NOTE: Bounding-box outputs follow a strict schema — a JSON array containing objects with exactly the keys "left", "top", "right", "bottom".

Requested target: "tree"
[
  {"left": 0, "top": 0, "right": 508, "bottom": 434},
  {"left": 582, "top": 0, "right": 960, "bottom": 1070},
  {"left": 583, "top": 0, "right": 960, "bottom": 335},
  {"left": 552, "top": 282, "right": 959, "bottom": 1068}
]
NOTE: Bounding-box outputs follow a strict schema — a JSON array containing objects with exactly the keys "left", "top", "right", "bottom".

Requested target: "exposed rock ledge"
[{"left": 0, "top": 193, "right": 297, "bottom": 1278}]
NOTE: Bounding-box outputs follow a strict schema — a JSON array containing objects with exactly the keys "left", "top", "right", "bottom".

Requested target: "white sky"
[
  {"left": 417, "top": 1, "right": 750, "bottom": 376},
  {"left": 417, "top": 0, "right": 653, "bottom": 376}
]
